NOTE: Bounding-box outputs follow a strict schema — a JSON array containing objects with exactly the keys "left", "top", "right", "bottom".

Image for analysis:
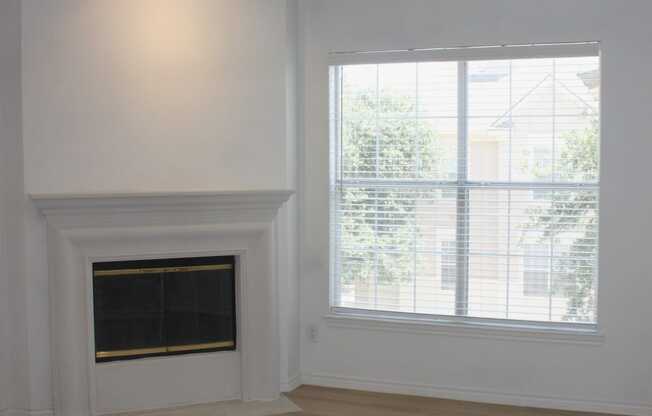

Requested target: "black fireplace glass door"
[
  {"left": 93, "top": 256, "right": 236, "bottom": 362},
  {"left": 93, "top": 273, "right": 164, "bottom": 353},
  {"left": 164, "top": 268, "right": 235, "bottom": 347}
]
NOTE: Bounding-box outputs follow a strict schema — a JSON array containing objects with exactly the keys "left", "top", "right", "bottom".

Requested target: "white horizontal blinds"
[
  {"left": 467, "top": 57, "right": 599, "bottom": 183},
  {"left": 339, "top": 63, "right": 458, "bottom": 180},
  {"left": 331, "top": 47, "right": 599, "bottom": 325},
  {"left": 465, "top": 56, "right": 599, "bottom": 323},
  {"left": 335, "top": 62, "right": 459, "bottom": 317}
]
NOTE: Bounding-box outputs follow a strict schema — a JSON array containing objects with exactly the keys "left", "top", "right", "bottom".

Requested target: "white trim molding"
[
  {"left": 301, "top": 372, "right": 652, "bottom": 416},
  {"left": 32, "top": 190, "right": 293, "bottom": 416},
  {"left": 323, "top": 312, "right": 605, "bottom": 345},
  {"left": 1, "top": 410, "right": 54, "bottom": 416},
  {"left": 31, "top": 190, "right": 294, "bottom": 220},
  {"left": 280, "top": 373, "right": 302, "bottom": 393}
]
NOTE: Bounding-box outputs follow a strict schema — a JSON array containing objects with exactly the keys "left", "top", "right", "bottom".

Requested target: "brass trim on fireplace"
[
  {"left": 94, "top": 264, "right": 233, "bottom": 277},
  {"left": 167, "top": 341, "right": 235, "bottom": 353},
  {"left": 96, "top": 340, "right": 235, "bottom": 359},
  {"left": 96, "top": 346, "right": 167, "bottom": 359}
]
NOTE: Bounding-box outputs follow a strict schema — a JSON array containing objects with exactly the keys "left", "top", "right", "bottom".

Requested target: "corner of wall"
[
  {"left": 0, "top": 0, "right": 31, "bottom": 413},
  {"left": 278, "top": 0, "right": 302, "bottom": 392}
]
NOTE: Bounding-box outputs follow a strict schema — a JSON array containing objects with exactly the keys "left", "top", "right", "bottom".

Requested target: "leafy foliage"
[
  {"left": 528, "top": 118, "right": 599, "bottom": 321},
  {"left": 338, "top": 87, "right": 445, "bottom": 286}
]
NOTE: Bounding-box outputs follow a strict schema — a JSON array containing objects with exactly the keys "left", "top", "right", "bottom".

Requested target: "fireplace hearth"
[{"left": 92, "top": 256, "right": 236, "bottom": 362}]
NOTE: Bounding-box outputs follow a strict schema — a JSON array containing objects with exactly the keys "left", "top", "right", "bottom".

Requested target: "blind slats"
[{"left": 330, "top": 49, "right": 600, "bottom": 325}]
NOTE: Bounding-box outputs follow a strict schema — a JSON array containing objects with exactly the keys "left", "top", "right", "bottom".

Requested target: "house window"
[
  {"left": 522, "top": 244, "right": 550, "bottom": 297},
  {"left": 330, "top": 43, "right": 600, "bottom": 326},
  {"left": 441, "top": 241, "right": 457, "bottom": 291}
]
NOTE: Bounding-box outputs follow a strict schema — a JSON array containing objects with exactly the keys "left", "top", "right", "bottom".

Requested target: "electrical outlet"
[{"left": 308, "top": 324, "right": 319, "bottom": 342}]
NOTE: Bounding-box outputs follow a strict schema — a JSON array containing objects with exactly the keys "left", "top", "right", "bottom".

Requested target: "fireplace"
[
  {"left": 92, "top": 255, "right": 236, "bottom": 362},
  {"left": 33, "top": 190, "right": 292, "bottom": 413}
]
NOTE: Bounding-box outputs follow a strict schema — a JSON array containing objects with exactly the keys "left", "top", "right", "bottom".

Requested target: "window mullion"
[
  {"left": 455, "top": 61, "right": 470, "bottom": 316},
  {"left": 412, "top": 63, "right": 419, "bottom": 312}
]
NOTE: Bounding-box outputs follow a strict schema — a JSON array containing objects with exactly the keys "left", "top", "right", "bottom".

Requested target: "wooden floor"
[{"left": 282, "top": 385, "right": 616, "bottom": 416}]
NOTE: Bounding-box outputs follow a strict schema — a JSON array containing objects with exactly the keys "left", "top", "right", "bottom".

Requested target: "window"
[{"left": 330, "top": 43, "right": 600, "bottom": 326}]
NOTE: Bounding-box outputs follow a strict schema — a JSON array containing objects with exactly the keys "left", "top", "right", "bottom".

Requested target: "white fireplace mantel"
[
  {"left": 31, "top": 190, "right": 293, "bottom": 219},
  {"left": 32, "top": 190, "right": 293, "bottom": 416}
]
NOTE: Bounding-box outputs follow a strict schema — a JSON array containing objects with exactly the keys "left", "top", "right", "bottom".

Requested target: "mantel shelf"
[
  {"left": 31, "top": 189, "right": 294, "bottom": 209},
  {"left": 30, "top": 190, "right": 294, "bottom": 220}
]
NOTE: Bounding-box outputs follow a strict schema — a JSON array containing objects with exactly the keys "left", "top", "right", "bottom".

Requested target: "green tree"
[
  {"left": 528, "top": 118, "right": 599, "bottom": 322},
  {"left": 338, "top": 87, "right": 446, "bottom": 290}
]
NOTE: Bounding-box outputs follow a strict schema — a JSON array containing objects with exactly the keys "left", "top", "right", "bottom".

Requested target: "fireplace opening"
[{"left": 92, "top": 256, "right": 236, "bottom": 363}]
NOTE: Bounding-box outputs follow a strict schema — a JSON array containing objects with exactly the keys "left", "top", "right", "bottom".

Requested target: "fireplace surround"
[{"left": 32, "top": 190, "right": 292, "bottom": 415}]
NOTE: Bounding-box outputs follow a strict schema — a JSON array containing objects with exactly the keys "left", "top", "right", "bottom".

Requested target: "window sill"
[{"left": 323, "top": 311, "right": 605, "bottom": 345}]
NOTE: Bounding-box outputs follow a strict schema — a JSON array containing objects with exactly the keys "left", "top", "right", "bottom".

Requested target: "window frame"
[{"left": 328, "top": 42, "right": 601, "bottom": 334}]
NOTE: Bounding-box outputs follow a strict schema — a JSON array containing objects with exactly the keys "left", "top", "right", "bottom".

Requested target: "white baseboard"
[
  {"left": 281, "top": 373, "right": 302, "bottom": 393},
  {"left": 1, "top": 409, "right": 53, "bottom": 416},
  {"left": 301, "top": 372, "right": 652, "bottom": 416}
]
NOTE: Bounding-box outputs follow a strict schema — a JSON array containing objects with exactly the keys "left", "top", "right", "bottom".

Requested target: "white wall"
[
  {"left": 0, "top": 1, "right": 29, "bottom": 414},
  {"left": 20, "top": 0, "right": 299, "bottom": 412},
  {"left": 299, "top": 1, "right": 652, "bottom": 414},
  {"left": 22, "top": 0, "right": 291, "bottom": 194}
]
